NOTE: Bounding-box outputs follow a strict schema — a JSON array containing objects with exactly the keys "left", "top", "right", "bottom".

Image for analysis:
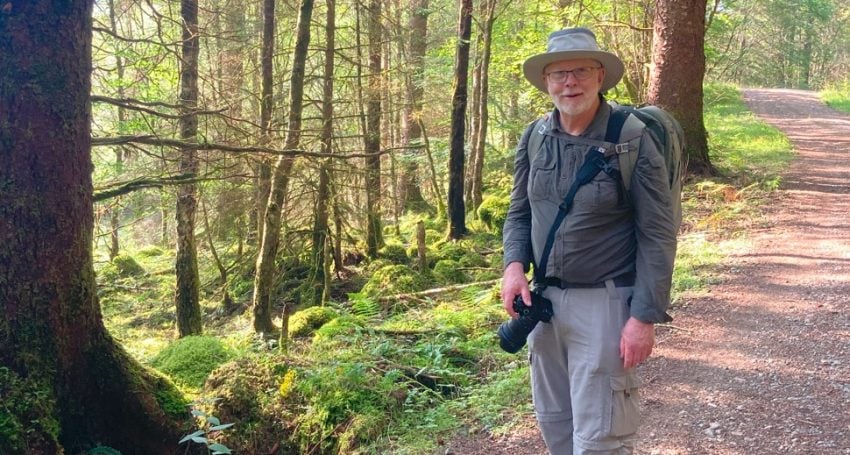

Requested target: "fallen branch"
[{"left": 380, "top": 279, "right": 500, "bottom": 302}]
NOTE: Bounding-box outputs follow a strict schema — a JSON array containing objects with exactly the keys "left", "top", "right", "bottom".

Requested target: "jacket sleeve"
[
  {"left": 629, "top": 130, "right": 677, "bottom": 323},
  {"left": 502, "top": 122, "right": 536, "bottom": 271}
]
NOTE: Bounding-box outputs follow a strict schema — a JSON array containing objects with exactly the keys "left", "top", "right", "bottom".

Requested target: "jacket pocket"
[{"left": 609, "top": 373, "right": 641, "bottom": 437}]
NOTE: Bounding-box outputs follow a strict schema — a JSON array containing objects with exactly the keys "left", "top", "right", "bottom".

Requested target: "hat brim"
[{"left": 523, "top": 50, "right": 624, "bottom": 94}]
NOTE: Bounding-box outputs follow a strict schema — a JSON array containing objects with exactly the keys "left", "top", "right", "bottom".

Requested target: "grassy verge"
[{"left": 821, "top": 82, "right": 850, "bottom": 113}]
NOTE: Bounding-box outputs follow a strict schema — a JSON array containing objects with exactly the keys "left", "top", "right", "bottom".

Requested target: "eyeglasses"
[{"left": 545, "top": 66, "right": 601, "bottom": 83}]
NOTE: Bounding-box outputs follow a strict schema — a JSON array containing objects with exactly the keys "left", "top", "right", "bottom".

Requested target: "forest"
[{"left": 2, "top": 0, "right": 850, "bottom": 453}]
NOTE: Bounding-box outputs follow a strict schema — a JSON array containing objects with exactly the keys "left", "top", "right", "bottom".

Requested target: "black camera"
[{"left": 497, "top": 289, "right": 554, "bottom": 353}]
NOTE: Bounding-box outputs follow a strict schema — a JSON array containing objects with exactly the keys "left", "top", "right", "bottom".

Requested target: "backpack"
[{"left": 526, "top": 101, "right": 685, "bottom": 230}]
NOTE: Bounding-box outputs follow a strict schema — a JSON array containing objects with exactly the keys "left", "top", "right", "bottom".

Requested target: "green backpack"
[{"left": 527, "top": 101, "right": 686, "bottom": 230}]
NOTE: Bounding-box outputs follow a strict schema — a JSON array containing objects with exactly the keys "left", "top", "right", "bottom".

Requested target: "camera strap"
[{"left": 533, "top": 143, "right": 622, "bottom": 287}]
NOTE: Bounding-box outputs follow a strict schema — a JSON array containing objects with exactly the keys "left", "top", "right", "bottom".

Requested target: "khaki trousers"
[{"left": 527, "top": 280, "right": 640, "bottom": 455}]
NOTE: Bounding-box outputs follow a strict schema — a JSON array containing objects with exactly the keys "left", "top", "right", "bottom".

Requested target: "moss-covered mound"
[{"left": 150, "top": 336, "right": 236, "bottom": 389}]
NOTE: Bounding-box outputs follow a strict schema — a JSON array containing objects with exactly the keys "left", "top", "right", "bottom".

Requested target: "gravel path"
[{"left": 446, "top": 89, "right": 850, "bottom": 455}]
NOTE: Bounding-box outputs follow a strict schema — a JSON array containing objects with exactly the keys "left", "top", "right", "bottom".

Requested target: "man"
[{"left": 501, "top": 28, "right": 677, "bottom": 454}]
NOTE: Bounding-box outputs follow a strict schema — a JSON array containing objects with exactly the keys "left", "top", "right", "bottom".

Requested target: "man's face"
[{"left": 544, "top": 58, "right": 605, "bottom": 117}]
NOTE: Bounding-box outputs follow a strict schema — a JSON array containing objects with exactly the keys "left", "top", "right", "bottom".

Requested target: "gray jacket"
[{"left": 503, "top": 102, "right": 677, "bottom": 323}]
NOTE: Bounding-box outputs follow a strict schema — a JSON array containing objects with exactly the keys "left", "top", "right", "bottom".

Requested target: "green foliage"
[
  {"left": 0, "top": 367, "right": 59, "bottom": 453},
  {"left": 100, "top": 253, "right": 145, "bottom": 280},
  {"left": 203, "top": 357, "right": 298, "bottom": 454},
  {"left": 433, "top": 259, "right": 468, "bottom": 285},
  {"left": 179, "top": 401, "right": 235, "bottom": 455},
  {"left": 359, "top": 264, "right": 430, "bottom": 298},
  {"left": 289, "top": 306, "right": 338, "bottom": 338},
  {"left": 477, "top": 194, "right": 511, "bottom": 235},
  {"left": 150, "top": 336, "right": 237, "bottom": 390},
  {"left": 294, "top": 362, "right": 401, "bottom": 453},
  {"left": 821, "top": 82, "right": 850, "bottom": 113},
  {"left": 704, "top": 84, "right": 794, "bottom": 182},
  {"left": 377, "top": 241, "right": 410, "bottom": 264}
]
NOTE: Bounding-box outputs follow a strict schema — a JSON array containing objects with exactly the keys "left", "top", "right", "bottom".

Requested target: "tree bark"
[
  {"left": 175, "top": 0, "right": 203, "bottom": 337},
  {"left": 399, "top": 0, "right": 431, "bottom": 213},
  {"left": 469, "top": 0, "right": 497, "bottom": 213},
  {"left": 252, "top": 0, "right": 314, "bottom": 335},
  {"left": 648, "top": 0, "right": 712, "bottom": 176},
  {"left": 447, "top": 0, "right": 473, "bottom": 239},
  {"left": 0, "top": 1, "right": 188, "bottom": 452},
  {"left": 309, "top": 0, "right": 336, "bottom": 306},
  {"left": 365, "top": 0, "right": 384, "bottom": 256},
  {"left": 253, "top": 0, "right": 276, "bottom": 245}
]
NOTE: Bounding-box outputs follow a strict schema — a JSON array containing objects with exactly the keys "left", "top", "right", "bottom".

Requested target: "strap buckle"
[{"left": 615, "top": 143, "right": 631, "bottom": 154}]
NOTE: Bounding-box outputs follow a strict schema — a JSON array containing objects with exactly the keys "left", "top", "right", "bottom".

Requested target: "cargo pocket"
[{"left": 609, "top": 373, "right": 640, "bottom": 437}]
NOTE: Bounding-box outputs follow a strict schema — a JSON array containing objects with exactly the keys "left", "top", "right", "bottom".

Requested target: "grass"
[
  {"left": 820, "top": 82, "right": 850, "bottom": 114},
  {"left": 89, "top": 82, "right": 796, "bottom": 454}
]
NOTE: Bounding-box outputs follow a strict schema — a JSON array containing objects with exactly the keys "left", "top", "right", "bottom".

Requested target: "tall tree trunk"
[
  {"left": 648, "top": 0, "right": 712, "bottom": 176},
  {"left": 399, "top": 0, "right": 431, "bottom": 213},
  {"left": 252, "top": 0, "right": 314, "bottom": 336},
  {"left": 253, "top": 0, "right": 276, "bottom": 245},
  {"left": 175, "top": 0, "right": 203, "bottom": 337},
  {"left": 309, "top": 0, "right": 336, "bottom": 306},
  {"left": 107, "top": 0, "right": 125, "bottom": 260},
  {"left": 447, "top": 0, "right": 473, "bottom": 239},
  {"left": 365, "top": 0, "right": 384, "bottom": 256},
  {"left": 0, "top": 2, "right": 188, "bottom": 452},
  {"left": 469, "top": 0, "right": 496, "bottom": 213}
]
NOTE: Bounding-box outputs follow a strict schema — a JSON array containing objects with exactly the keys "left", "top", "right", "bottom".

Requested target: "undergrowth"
[{"left": 86, "top": 82, "right": 794, "bottom": 454}]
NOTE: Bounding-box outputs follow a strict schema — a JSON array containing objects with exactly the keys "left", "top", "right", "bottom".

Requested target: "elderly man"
[{"left": 501, "top": 28, "right": 678, "bottom": 454}]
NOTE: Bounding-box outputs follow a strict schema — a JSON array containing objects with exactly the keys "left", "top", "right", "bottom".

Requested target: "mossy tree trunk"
[
  {"left": 253, "top": 0, "right": 314, "bottom": 335},
  {"left": 309, "top": 0, "right": 336, "bottom": 307},
  {"left": 176, "top": 0, "right": 204, "bottom": 337},
  {"left": 0, "top": 1, "right": 190, "bottom": 452},
  {"left": 364, "top": 0, "right": 384, "bottom": 256}
]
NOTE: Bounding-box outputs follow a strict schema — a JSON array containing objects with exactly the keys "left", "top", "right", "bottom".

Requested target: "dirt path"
[{"left": 447, "top": 89, "right": 850, "bottom": 455}]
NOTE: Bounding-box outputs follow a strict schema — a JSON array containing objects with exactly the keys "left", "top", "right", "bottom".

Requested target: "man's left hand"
[{"left": 620, "top": 317, "right": 655, "bottom": 369}]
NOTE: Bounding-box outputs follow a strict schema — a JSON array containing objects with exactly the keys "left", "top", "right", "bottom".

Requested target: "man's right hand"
[{"left": 501, "top": 262, "right": 532, "bottom": 318}]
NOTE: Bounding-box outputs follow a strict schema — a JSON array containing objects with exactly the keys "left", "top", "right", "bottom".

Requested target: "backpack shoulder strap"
[
  {"left": 526, "top": 116, "right": 548, "bottom": 164},
  {"left": 606, "top": 103, "right": 645, "bottom": 191}
]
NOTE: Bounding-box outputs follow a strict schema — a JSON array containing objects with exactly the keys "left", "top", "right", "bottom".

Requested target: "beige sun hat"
[{"left": 523, "top": 27, "right": 625, "bottom": 93}]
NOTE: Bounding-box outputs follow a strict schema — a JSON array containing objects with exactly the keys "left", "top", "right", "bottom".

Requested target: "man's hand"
[
  {"left": 501, "top": 262, "right": 531, "bottom": 318},
  {"left": 620, "top": 317, "right": 655, "bottom": 369}
]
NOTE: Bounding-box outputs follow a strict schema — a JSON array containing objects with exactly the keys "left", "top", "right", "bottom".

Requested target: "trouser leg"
[
  {"left": 528, "top": 286, "right": 573, "bottom": 455},
  {"left": 529, "top": 283, "right": 641, "bottom": 455}
]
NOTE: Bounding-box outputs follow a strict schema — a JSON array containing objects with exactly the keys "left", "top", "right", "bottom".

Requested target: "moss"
[
  {"left": 377, "top": 242, "right": 409, "bottom": 264},
  {"left": 360, "top": 264, "right": 429, "bottom": 298},
  {"left": 477, "top": 194, "right": 511, "bottom": 235},
  {"left": 288, "top": 306, "right": 338, "bottom": 338},
  {"left": 203, "top": 356, "right": 297, "bottom": 454},
  {"left": 113, "top": 254, "right": 146, "bottom": 276},
  {"left": 313, "top": 316, "right": 364, "bottom": 343},
  {"left": 147, "top": 368, "right": 191, "bottom": 419},
  {"left": 150, "top": 336, "right": 236, "bottom": 389},
  {"left": 433, "top": 259, "right": 469, "bottom": 284},
  {"left": 0, "top": 367, "right": 60, "bottom": 453}
]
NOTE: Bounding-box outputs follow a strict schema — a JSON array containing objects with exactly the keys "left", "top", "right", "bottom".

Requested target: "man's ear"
[{"left": 598, "top": 67, "right": 606, "bottom": 85}]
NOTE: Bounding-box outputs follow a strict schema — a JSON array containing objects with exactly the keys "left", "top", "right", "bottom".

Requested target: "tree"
[
  {"left": 308, "top": 0, "right": 337, "bottom": 306},
  {"left": 1, "top": 1, "right": 188, "bottom": 451},
  {"left": 175, "top": 0, "right": 204, "bottom": 337},
  {"left": 399, "top": 0, "right": 431, "bottom": 213},
  {"left": 467, "top": 0, "right": 498, "bottom": 213},
  {"left": 365, "top": 0, "right": 384, "bottom": 256},
  {"left": 447, "top": 0, "right": 473, "bottom": 239},
  {"left": 648, "top": 0, "right": 712, "bottom": 176},
  {"left": 252, "top": 0, "right": 314, "bottom": 336}
]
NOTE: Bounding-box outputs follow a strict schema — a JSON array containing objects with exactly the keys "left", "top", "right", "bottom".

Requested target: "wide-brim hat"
[{"left": 523, "top": 27, "right": 625, "bottom": 93}]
